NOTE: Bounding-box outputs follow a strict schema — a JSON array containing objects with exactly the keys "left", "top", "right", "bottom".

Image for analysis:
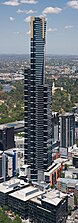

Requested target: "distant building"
[
  {"left": 2, "top": 150, "right": 16, "bottom": 180},
  {"left": 57, "top": 178, "right": 78, "bottom": 193},
  {"left": 0, "top": 151, "right": 3, "bottom": 181},
  {"left": 72, "top": 106, "right": 78, "bottom": 114},
  {"left": 73, "top": 155, "right": 78, "bottom": 168},
  {"left": 75, "top": 115, "right": 78, "bottom": 139},
  {"left": 0, "top": 126, "right": 14, "bottom": 151},
  {"left": 60, "top": 113, "right": 75, "bottom": 148},
  {"left": 15, "top": 136, "right": 24, "bottom": 169},
  {"left": 0, "top": 120, "right": 24, "bottom": 134},
  {"left": 64, "top": 67, "right": 70, "bottom": 75},
  {"left": 72, "top": 65, "right": 76, "bottom": 73},
  {"left": 59, "top": 147, "right": 68, "bottom": 158},
  {"left": 52, "top": 112, "right": 59, "bottom": 143}
]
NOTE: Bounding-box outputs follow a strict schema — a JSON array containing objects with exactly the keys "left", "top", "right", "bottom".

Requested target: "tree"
[
  {"left": 0, "top": 208, "right": 12, "bottom": 223},
  {"left": 13, "top": 215, "right": 22, "bottom": 223},
  {"left": 61, "top": 172, "right": 65, "bottom": 178},
  {"left": 0, "top": 80, "right": 24, "bottom": 124},
  {"left": 64, "top": 164, "right": 68, "bottom": 170},
  {"left": 75, "top": 139, "right": 78, "bottom": 147}
]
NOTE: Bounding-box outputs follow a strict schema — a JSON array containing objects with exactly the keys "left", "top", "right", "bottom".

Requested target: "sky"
[{"left": 0, "top": 0, "right": 78, "bottom": 55}]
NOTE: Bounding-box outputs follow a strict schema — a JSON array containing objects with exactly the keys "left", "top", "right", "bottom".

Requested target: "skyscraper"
[
  {"left": 24, "top": 17, "right": 52, "bottom": 181},
  {"left": 60, "top": 113, "right": 75, "bottom": 148}
]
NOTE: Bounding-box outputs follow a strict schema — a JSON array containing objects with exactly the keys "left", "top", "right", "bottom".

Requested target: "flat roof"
[
  {"left": 0, "top": 178, "right": 29, "bottom": 193},
  {"left": 44, "top": 163, "right": 61, "bottom": 176},
  {"left": 54, "top": 157, "right": 68, "bottom": 164},
  {"left": 0, "top": 121, "right": 24, "bottom": 131},
  {"left": 60, "top": 112, "right": 74, "bottom": 117},
  {"left": 31, "top": 189, "right": 67, "bottom": 206},
  {"left": 9, "top": 186, "right": 43, "bottom": 201},
  {"left": 20, "top": 164, "right": 30, "bottom": 169},
  {"left": 57, "top": 178, "right": 78, "bottom": 186},
  {"left": 65, "top": 167, "right": 78, "bottom": 175}
]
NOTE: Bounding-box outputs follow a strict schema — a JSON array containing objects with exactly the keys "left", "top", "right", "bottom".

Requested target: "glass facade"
[
  {"left": 24, "top": 17, "right": 52, "bottom": 181},
  {"left": 60, "top": 113, "right": 75, "bottom": 148}
]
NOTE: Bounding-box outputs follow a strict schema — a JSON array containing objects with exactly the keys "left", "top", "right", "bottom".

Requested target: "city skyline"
[{"left": 0, "top": 0, "right": 78, "bottom": 55}]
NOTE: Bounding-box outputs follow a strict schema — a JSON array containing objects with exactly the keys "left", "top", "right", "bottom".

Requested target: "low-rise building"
[
  {"left": 57, "top": 178, "right": 78, "bottom": 193},
  {"left": 8, "top": 186, "right": 68, "bottom": 223},
  {"left": 64, "top": 167, "right": 78, "bottom": 179},
  {"left": 0, "top": 125, "right": 15, "bottom": 151},
  {"left": 44, "top": 162, "right": 62, "bottom": 186},
  {"left": 29, "top": 189, "right": 68, "bottom": 223},
  {"left": 8, "top": 186, "right": 43, "bottom": 219},
  {"left": 0, "top": 178, "right": 29, "bottom": 207}
]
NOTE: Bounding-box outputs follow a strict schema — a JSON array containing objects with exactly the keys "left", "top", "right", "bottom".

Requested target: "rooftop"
[
  {"left": 0, "top": 120, "right": 24, "bottom": 132},
  {"left": 65, "top": 167, "right": 78, "bottom": 175},
  {"left": 31, "top": 189, "right": 67, "bottom": 206},
  {"left": 44, "top": 163, "right": 61, "bottom": 176},
  {"left": 60, "top": 112, "right": 74, "bottom": 117},
  {"left": 57, "top": 178, "right": 78, "bottom": 187},
  {"left": 9, "top": 186, "right": 43, "bottom": 201},
  {"left": 0, "top": 178, "right": 29, "bottom": 193},
  {"left": 54, "top": 157, "right": 68, "bottom": 164}
]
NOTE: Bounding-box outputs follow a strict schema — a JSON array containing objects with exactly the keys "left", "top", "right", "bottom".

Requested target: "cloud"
[
  {"left": 3, "top": 0, "right": 20, "bottom": 6},
  {"left": 67, "top": 1, "right": 78, "bottom": 9},
  {"left": 2, "top": 0, "right": 37, "bottom": 6},
  {"left": 17, "top": 9, "right": 27, "bottom": 13},
  {"left": 47, "top": 27, "right": 58, "bottom": 32},
  {"left": 17, "top": 9, "right": 36, "bottom": 14},
  {"left": 24, "top": 16, "right": 30, "bottom": 22},
  {"left": 20, "top": 0, "right": 37, "bottom": 3},
  {"left": 65, "top": 25, "right": 73, "bottom": 29},
  {"left": 26, "top": 9, "right": 37, "bottom": 14},
  {"left": 9, "top": 16, "right": 15, "bottom": 21},
  {"left": 43, "top": 7, "right": 62, "bottom": 15}
]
